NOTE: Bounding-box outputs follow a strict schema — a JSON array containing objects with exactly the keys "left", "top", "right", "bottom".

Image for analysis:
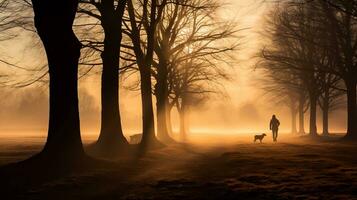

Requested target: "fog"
[
  {"left": 0, "top": 0, "right": 348, "bottom": 138},
  {"left": 0, "top": 79, "right": 347, "bottom": 138}
]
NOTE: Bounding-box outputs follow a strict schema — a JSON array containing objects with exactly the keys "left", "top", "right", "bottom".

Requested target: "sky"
[{"left": 0, "top": 0, "right": 348, "bottom": 138}]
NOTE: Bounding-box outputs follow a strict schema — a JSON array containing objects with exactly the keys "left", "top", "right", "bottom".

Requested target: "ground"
[{"left": 0, "top": 133, "right": 357, "bottom": 200}]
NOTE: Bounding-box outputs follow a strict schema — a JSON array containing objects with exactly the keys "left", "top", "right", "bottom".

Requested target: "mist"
[{"left": 0, "top": 81, "right": 347, "bottom": 138}]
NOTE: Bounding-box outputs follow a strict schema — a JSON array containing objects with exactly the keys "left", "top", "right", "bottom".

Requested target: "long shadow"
[
  {"left": 0, "top": 152, "right": 104, "bottom": 197},
  {"left": 0, "top": 142, "right": 161, "bottom": 200},
  {"left": 300, "top": 133, "right": 357, "bottom": 145}
]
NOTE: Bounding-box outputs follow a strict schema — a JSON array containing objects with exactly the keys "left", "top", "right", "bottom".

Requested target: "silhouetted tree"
[
  {"left": 298, "top": 91, "right": 309, "bottom": 134},
  {"left": 30, "top": 0, "right": 85, "bottom": 161},
  {"left": 125, "top": 0, "right": 166, "bottom": 148},
  {"left": 169, "top": 51, "right": 232, "bottom": 140},
  {"left": 158, "top": 1, "right": 236, "bottom": 139},
  {"left": 77, "top": 0, "right": 129, "bottom": 153},
  {"left": 317, "top": 72, "right": 345, "bottom": 135},
  {"left": 1, "top": 1, "right": 131, "bottom": 154},
  {"left": 259, "top": 3, "right": 320, "bottom": 135},
  {"left": 121, "top": 0, "right": 236, "bottom": 144},
  {"left": 151, "top": 0, "right": 236, "bottom": 143},
  {"left": 257, "top": 67, "right": 303, "bottom": 134},
  {"left": 319, "top": 0, "right": 357, "bottom": 139},
  {"left": 152, "top": 0, "right": 189, "bottom": 143},
  {"left": 259, "top": 2, "right": 346, "bottom": 136},
  {"left": 175, "top": 91, "right": 205, "bottom": 141}
]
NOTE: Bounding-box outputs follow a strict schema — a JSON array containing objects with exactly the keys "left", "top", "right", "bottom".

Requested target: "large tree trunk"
[
  {"left": 344, "top": 80, "right": 357, "bottom": 139},
  {"left": 298, "top": 95, "right": 306, "bottom": 134},
  {"left": 166, "top": 102, "right": 174, "bottom": 136},
  {"left": 321, "top": 3, "right": 357, "bottom": 140},
  {"left": 290, "top": 105, "right": 297, "bottom": 134},
  {"left": 156, "top": 60, "right": 175, "bottom": 143},
  {"left": 322, "top": 97, "right": 330, "bottom": 136},
  {"left": 96, "top": 10, "right": 128, "bottom": 151},
  {"left": 140, "top": 66, "right": 162, "bottom": 148},
  {"left": 309, "top": 93, "right": 318, "bottom": 136},
  {"left": 126, "top": 0, "right": 163, "bottom": 150},
  {"left": 32, "top": 0, "right": 84, "bottom": 160},
  {"left": 156, "top": 97, "right": 175, "bottom": 143}
]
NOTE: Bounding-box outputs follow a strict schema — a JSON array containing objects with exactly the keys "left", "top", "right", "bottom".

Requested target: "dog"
[{"left": 254, "top": 133, "right": 267, "bottom": 143}]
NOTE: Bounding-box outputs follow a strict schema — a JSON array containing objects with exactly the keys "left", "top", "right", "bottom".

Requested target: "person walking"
[{"left": 270, "top": 115, "right": 280, "bottom": 142}]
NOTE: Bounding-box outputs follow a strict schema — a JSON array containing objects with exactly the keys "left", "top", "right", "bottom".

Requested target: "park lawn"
[{"left": 0, "top": 134, "right": 356, "bottom": 200}]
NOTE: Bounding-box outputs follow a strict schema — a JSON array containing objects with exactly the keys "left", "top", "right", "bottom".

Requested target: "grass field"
[{"left": 0, "top": 133, "right": 356, "bottom": 200}]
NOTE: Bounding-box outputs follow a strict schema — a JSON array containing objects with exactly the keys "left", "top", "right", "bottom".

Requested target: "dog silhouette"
[{"left": 254, "top": 133, "right": 267, "bottom": 143}]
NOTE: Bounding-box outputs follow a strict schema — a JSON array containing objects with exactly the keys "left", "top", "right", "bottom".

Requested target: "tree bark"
[
  {"left": 156, "top": 58, "right": 175, "bottom": 143},
  {"left": 290, "top": 104, "right": 297, "bottom": 134},
  {"left": 32, "top": 0, "right": 84, "bottom": 159},
  {"left": 298, "top": 95, "right": 306, "bottom": 134},
  {"left": 321, "top": 2, "right": 357, "bottom": 140},
  {"left": 178, "top": 97, "right": 190, "bottom": 142},
  {"left": 140, "top": 65, "right": 161, "bottom": 147},
  {"left": 309, "top": 93, "right": 318, "bottom": 135},
  {"left": 322, "top": 97, "right": 330, "bottom": 136},
  {"left": 126, "top": 0, "right": 163, "bottom": 149},
  {"left": 166, "top": 102, "right": 174, "bottom": 136},
  {"left": 96, "top": 7, "right": 128, "bottom": 150},
  {"left": 344, "top": 79, "right": 357, "bottom": 139}
]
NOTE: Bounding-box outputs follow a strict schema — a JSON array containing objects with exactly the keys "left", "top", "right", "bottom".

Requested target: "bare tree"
[
  {"left": 318, "top": 0, "right": 357, "bottom": 139},
  {"left": 125, "top": 0, "right": 167, "bottom": 149},
  {"left": 258, "top": 2, "right": 345, "bottom": 136},
  {"left": 297, "top": 89, "right": 309, "bottom": 134},
  {"left": 257, "top": 65, "right": 304, "bottom": 134},
  {"left": 169, "top": 45, "right": 233, "bottom": 140},
  {"left": 281, "top": 0, "right": 357, "bottom": 139},
  {"left": 1, "top": 0, "right": 133, "bottom": 155},
  {"left": 318, "top": 72, "right": 345, "bottom": 135},
  {"left": 150, "top": 0, "right": 236, "bottom": 143},
  {"left": 0, "top": 0, "right": 35, "bottom": 80},
  {"left": 259, "top": 4, "right": 319, "bottom": 135},
  {"left": 30, "top": 0, "right": 85, "bottom": 162},
  {"left": 76, "top": 0, "right": 129, "bottom": 154}
]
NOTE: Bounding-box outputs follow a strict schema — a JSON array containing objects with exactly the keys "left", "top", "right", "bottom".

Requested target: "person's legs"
[
  {"left": 273, "top": 129, "right": 277, "bottom": 142},
  {"left": 272, "top": 131, "right": 275, "bottom": 141},
  {"left": 275, "top": 129, "right": 279, "bottom": 142}
]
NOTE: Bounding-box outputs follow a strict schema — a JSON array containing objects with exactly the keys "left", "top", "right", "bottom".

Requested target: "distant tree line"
[{"left": 257, "top": 0, "right": 357, "bottom": 138}]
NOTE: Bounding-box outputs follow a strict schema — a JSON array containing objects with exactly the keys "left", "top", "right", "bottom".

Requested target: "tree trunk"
[
  {"left": 298, "top": 95, "right": 306, "bottom": 134},
  {"left": 291, "top": 105, "right": 297, "bottom": 134},
  {"left": 126, "top": 0, "right": 162, "bottom": 150},
  {"left": 322, "top": 97, "right": 330, "bottom": 136},
  {"left": 178, "top": 106, "right": 187, "bottom": 142},
  {"left": 32, "top": 0, "right": 84, "bottom": 160},
  {"left": 96, "top": 12, "right": 128, "bottom": 151},
  {"left": 166, "top": 102, "right": 174, "bottom": 136},
  {"left": 156, "top": 60, "right": 175, "bottom": 143},
  {"left": 309, "top": 93, "right": 318, "bottom": 135},
  {"left": 140, "top": 66, "right": 161, "bottom": 148},
  {"left": 344, "top": 80, "right": 357, "bottom": 139},
  {"left": 178, "top": 98, "right": 190, "bottom": 142}
]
